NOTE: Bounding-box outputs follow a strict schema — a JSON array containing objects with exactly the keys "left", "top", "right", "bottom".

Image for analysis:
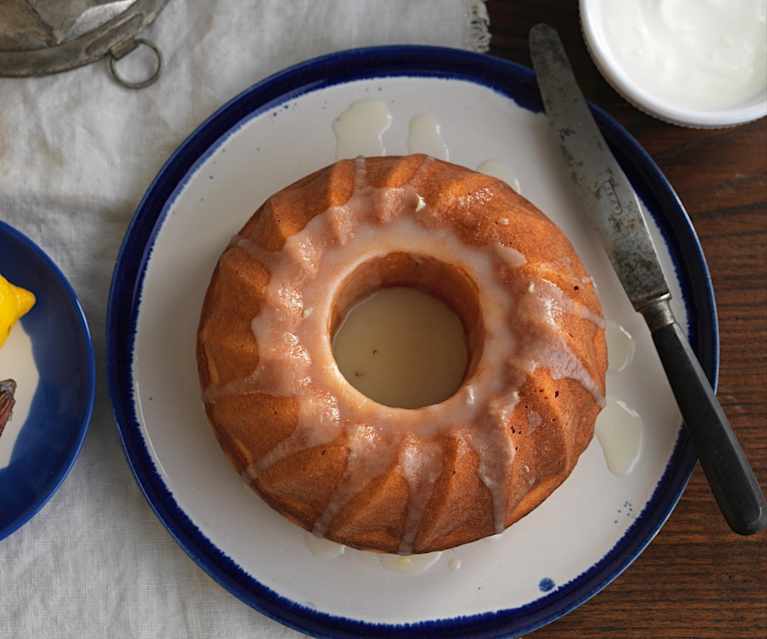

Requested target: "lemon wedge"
[{"left": 0, "top": 275, "right": 36, "bottom": 348}]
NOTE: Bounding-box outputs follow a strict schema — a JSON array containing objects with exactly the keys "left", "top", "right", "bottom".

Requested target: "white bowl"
[{"left": 579, "top": 0, "right": 767, "bottom": 128}]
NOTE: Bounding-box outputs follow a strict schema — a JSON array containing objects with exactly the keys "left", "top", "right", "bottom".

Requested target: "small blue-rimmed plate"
[
  {"left": 0, "top": 220, "right": 95, "bottom": 541},
  {"left": 108, "top": 46, "right": 717, "bottom": 638}
]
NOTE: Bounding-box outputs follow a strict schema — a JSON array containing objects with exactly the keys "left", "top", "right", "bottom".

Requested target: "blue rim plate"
[
  {"left": 0, "top": 220, "right": 95, "bottom": 541},
  {"left": 107, "top": 46, "right": 717, "bottom": 638}
]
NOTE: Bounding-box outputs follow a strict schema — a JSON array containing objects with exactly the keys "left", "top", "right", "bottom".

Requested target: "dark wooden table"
[{"left": 485, "top": 2, "right": 767, "bottom": 637}]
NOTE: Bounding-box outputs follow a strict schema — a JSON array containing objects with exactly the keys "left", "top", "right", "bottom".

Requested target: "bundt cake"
[{"left": 197, "top": 154, "right": 607, "bottom": 554}]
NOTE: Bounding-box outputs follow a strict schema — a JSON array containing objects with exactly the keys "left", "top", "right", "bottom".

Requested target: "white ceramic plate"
[{"left": 108, "top": 47, "right": 717, "bottom": 638}]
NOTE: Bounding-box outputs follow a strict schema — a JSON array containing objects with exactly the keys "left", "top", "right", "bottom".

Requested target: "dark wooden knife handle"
[{"left": 642, "top": 299, "right": 767, "bottom": 535}]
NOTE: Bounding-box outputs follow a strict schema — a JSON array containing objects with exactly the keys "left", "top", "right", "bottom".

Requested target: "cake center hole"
[{"left": 332, "top": 287, "right": 469, "bottom": 409}]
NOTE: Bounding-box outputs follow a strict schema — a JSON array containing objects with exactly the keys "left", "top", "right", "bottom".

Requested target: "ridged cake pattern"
[{"left": 198, "top": 155, "right": 607, "bottom": 554}]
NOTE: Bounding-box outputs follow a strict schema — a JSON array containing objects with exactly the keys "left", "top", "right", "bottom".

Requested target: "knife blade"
[
  {"left": 529, "top": 24, "right": 668, "bottom": 312},
  {"left": 530, "top": 23, "right": 766, "bottom": 536}
]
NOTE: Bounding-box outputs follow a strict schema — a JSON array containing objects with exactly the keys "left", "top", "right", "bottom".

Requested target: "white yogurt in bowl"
[{"left": 580, "top": 0, "right": 767, "bottom": 127}]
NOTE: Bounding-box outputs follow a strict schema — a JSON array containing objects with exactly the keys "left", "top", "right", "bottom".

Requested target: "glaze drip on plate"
[
  {"left": 334, "top": 100, "right": 392, "bottom": 159},
  {"left": 408, "top": 113, "right": 450, "bottom": 161},
  {"left": 596, "top": 398, "right": 644, "bottom": 476},
  {"left": 202, "top": 156, "right": 606, "bottom": 548}
]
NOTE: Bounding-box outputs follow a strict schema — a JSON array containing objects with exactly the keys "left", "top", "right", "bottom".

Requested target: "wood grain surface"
[{"left": 485, "top": 2, "right": 767, "bottom": 637}]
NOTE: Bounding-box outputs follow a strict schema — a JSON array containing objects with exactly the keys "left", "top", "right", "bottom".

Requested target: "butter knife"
[{"left": 529, "top": 23, "right": 766, "bottom": 535}]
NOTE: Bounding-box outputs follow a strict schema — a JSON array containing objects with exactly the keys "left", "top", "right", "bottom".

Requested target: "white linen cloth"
[{"left": 0, "top": 2, "right": 489, "bottom": 637}]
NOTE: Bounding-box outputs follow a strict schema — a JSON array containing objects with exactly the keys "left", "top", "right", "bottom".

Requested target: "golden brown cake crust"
[{"left": 197, "top": 155, "right": 607, "bottom": 553}]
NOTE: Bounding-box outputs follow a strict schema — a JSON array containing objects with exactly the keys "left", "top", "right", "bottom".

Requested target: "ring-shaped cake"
[{"left": 197, "top": 155, "right": 607, "bottom": 554}]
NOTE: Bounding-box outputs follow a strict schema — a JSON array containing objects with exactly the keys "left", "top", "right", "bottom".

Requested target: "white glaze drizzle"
[
  {"left": 379, "top": 551, "right": 442, "bottom": 575},
  {"left": 334, "top": 100, "right": 392, "bottom": 159},
  {"left": 606, "top": 320, "right": 636, "bottom": 373},
  {"left": 495, "top": 245, "right": 527, "bottom": 268},
  {"left": 312, "top": 423, "right": 398, "bottom": 536},
  {"left": 407, "top": 113, "right": 450, "bottom": 161},
  {"left": 595, "top": 397, "right": 643, "bottom": 475},
  {"left": 399, "top": 438, "right": 443, "bottom": 553},
  {"left": 206, "top": 157, "right": 605, "bottom": 547},
  {"left": 448, "top": 557, "right": 463, "bottom": 572},
  {"left": 304, "top": 531, "right": 346, "bottom": 559},
  {"left": 535, "top": 279, "right": 607, "bottom": 329}
]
